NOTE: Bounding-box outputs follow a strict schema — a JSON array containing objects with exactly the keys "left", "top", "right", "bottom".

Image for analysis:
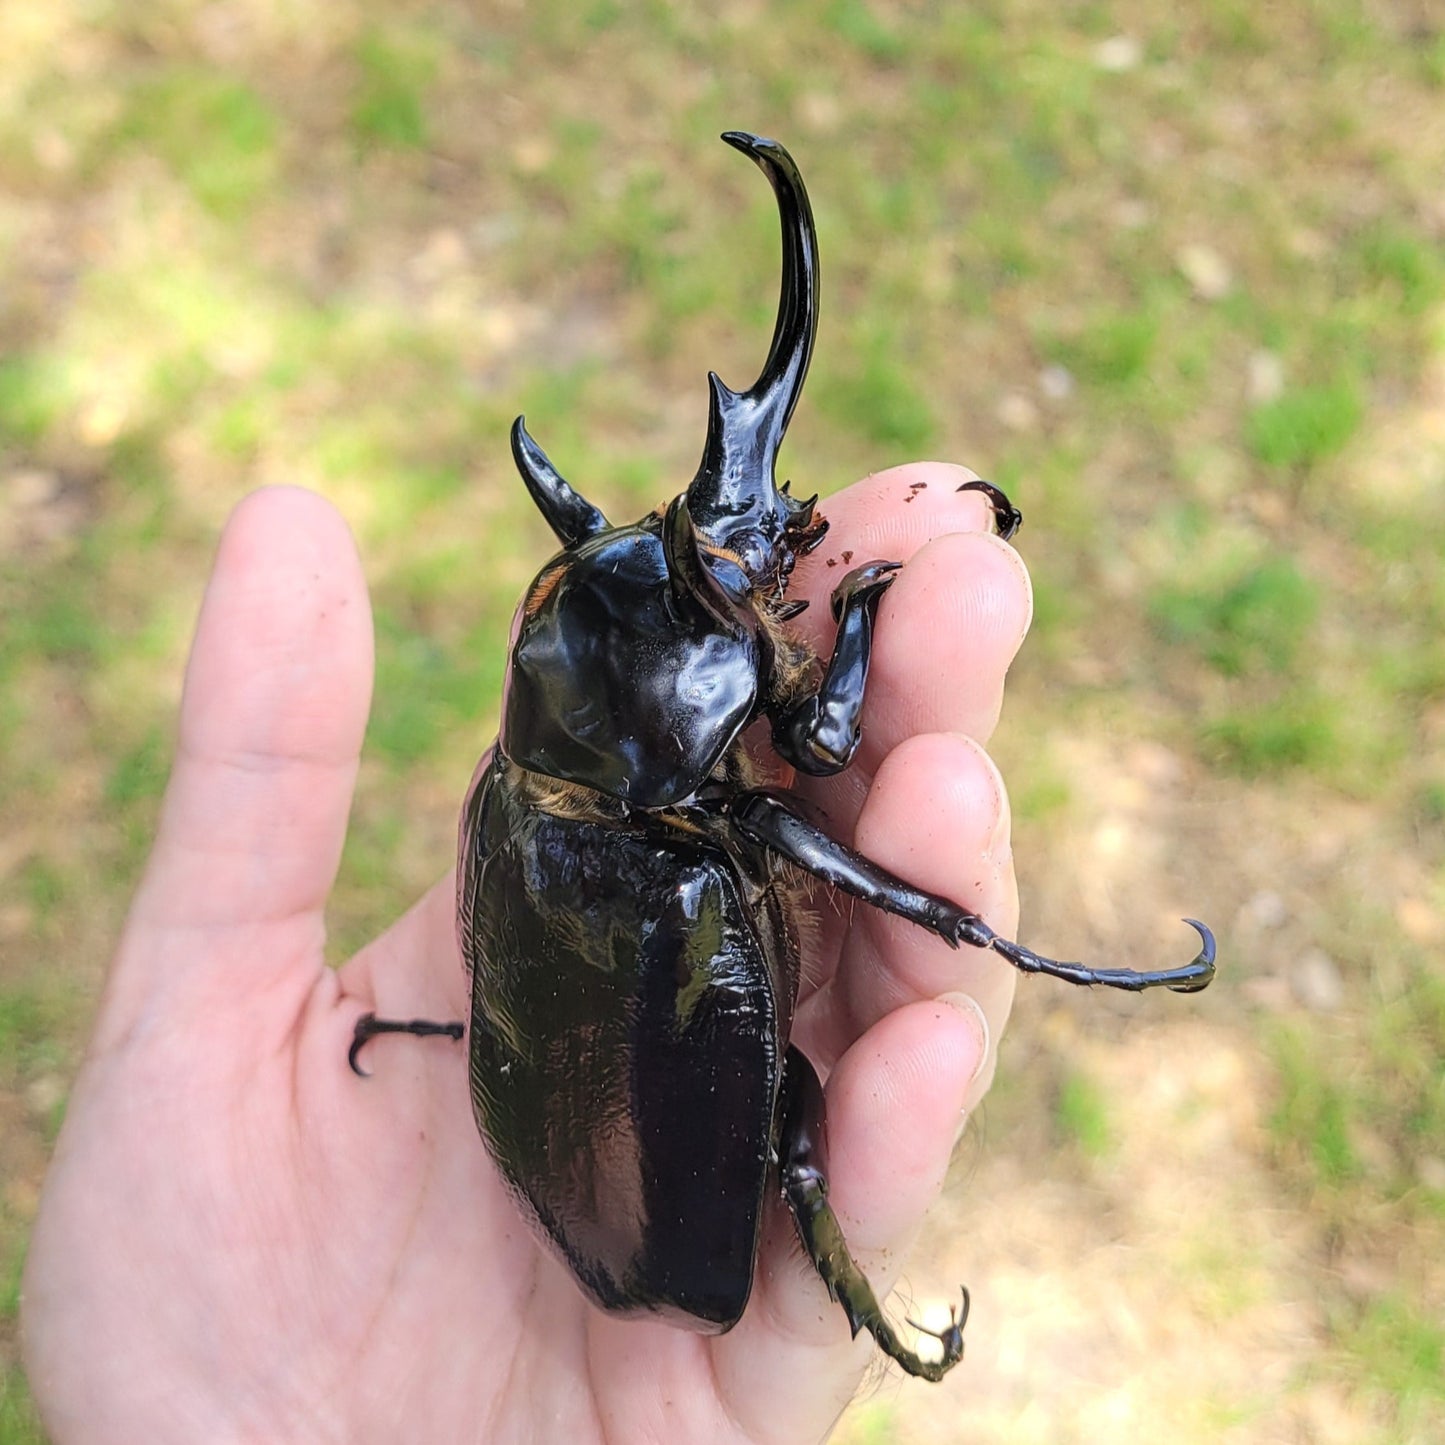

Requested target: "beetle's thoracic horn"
[
  {"left": 687, "top": 133, "right": 819, "bottom": 552},
  {"left": 511, "top": 415, "right": 611, "bottom": 548}
]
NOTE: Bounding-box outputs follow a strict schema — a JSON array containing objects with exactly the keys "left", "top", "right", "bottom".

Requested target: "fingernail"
[
  {"left": 938, "top": 991, "right": 990, "bottom": 1146},
  {"left": 987, "top": 798, "right": 1012, "bottom": 860},
  {"left": 938, "top": 990, "right": 989, "bottom": 1080}
]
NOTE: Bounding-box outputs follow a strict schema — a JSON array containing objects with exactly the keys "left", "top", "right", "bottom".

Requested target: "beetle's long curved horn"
[
  {"left": 687, "top": 133, "right": 818, "bottom": 547},
  {"left": 511, "top": 416, "right": 610, "bottom": 547}
]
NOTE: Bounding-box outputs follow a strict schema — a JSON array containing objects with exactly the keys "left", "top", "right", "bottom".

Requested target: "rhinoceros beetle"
[{"left": 351, "top": 131, "right": 1217, "bottom": 1381}]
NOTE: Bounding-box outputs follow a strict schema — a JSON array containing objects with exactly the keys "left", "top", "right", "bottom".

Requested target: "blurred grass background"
[{"left": 1, "top": 1, "right": 1443, "bottom": 1440}]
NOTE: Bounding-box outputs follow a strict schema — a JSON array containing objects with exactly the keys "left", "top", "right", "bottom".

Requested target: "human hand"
[{"left": 22, "top": 465, "right": 1029, "bottom": 1444}]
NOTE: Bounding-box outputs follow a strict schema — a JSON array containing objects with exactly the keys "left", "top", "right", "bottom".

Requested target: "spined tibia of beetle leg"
[{"left": 777, "top": 1046, "right": 967, "bottom": 1382}]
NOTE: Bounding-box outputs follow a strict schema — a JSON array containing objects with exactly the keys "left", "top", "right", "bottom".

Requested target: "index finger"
[{"left": 787, "top": 462, "right": 1033, "bottom": 836}]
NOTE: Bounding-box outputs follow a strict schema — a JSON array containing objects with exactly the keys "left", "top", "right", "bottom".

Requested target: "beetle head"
[{"left": 497, "top": 134, "right": 829, "bottom": 807}]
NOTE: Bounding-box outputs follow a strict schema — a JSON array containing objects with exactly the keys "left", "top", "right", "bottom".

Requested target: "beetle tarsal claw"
[
  {"left": 975, "top": 916, "right": 1219, "bottom": 994},
  {"left": 904, "top": 1285, "right": 971, "bottom": 1350},
  {"left": 956, "top": 478, "right": 1024, "bottom": 540},
  {"left": 1167, "top": 918, "right": 1218, "bottom": 993}
]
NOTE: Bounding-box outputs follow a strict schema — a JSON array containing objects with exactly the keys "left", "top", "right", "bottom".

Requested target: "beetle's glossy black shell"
[
  {"left": 501, "top": 516, "right": 762, "bottom": 808},
  {"left": 459, "top": 752, "right": 799, "bottom": 1328}
]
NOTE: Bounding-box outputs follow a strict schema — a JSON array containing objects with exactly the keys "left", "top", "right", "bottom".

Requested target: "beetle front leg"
[
  {"left": 730, "top": 791, "right": 1217, "bottom": 992},
  {"left": 772, "top": 560, "right": 900, "bottom": 776},
  {"left": 777, "top": 1046, "right": 968, "bottom": 1381}
]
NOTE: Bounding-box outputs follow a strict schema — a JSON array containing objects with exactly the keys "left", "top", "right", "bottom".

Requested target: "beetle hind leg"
[
  {"left": 348, "top": 1012, "right": 465, "bottom": 1076},
  {"left": 777, "top": 1047, "right": 967, "bottom": 1382}
]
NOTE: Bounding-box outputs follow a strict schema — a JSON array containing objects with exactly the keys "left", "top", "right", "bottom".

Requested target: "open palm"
[{"left": 22, "top": 465, "right": 1029, "bottom": 1444}]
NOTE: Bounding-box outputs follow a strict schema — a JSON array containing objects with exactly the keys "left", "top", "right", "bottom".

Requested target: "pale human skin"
[{"left": 22, "top": 462, "right": 1029, "bottom": 1444}]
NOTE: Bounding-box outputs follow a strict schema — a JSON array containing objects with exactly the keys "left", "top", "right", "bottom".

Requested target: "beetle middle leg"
[
  {"left": 772, "top": 560, "right": 901, "bottom": 777},
  {"left": 729, "top": 790, "right": 1217, "bottom": 992},
  {"left": 777, "top": 1046, "right": 968, "bottom": 1381}
]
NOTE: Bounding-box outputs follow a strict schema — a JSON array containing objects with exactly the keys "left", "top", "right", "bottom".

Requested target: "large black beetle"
[{"left": 351, "top": 132, "right": 1217, "bottom": 1381}]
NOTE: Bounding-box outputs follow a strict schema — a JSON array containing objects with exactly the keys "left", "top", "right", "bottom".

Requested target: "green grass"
[
  {"left": 1413, "top": 780, "right": 1445, "bottom": 830},
  {"left": 103, "top": 726, "right": 169, "bottom": 809},
  {"left": 1200, "top": 695, "right": 1338, "bottom": 776},
  {"left": 0, "top": 1371, "right": 44, "bottom": 1445},
  {"left": 824, "top": 0, "right": 909, "bottom": 63},
  {"left": 1337, "top": 1292, "right": 1445, "bottom": 1428},
  {"left": 0, "top": 356, "right": 69, "bottom": 444},
  {"left": 1354, "top": 221, "right": 1445, "bottom": 318},
  {"left": 22, "top": 859, "right": 64, "bottom": 927},
  {"left": 1145, "top": 552, "right": 1363, "bottom": 780},
  {"left": 1247, "top": 380, "right": 1364, "bottom": 470},
  {"left": 837, "top": 1398, "right": 900, "bottom": 1444},
  {"left": 2, "top": 1234, "right": 25, "bottom": 1323},
  {"left": 1056, "top": 1069, "right": 1113, "bottom": 1159},
  {"left": 1045, "top": 306, "right": 1159, "bottom": 390},
  {"left": 1011, "top": 763, "right": 1072, "bottom": 824},
  {"left": 352, "top": 28, "right": 438, "bottom": 150},
  {"left": 1269, "top": 1023, "right": 1361, "bottom": 1189},
  {"left": 5, "top": 2, "right": 1445, "bottom": 1440},
  {"left": 1151, "top": 556, "right": 1318, "bottom": 678},
  {"left": 815, "top": 322, "right": 937, "bottom": 452},
  {"left": 6, "top": 578, "right": 104, "bottom": 664},
  {"left": 0, "top": 982, "right": 72, "bottom": 1081},
  {"left": 118, "top": 69, "right": 279, "bottom": 219},
  {"left": 369, "top": 610, "right": 491, "bottom": 767}
]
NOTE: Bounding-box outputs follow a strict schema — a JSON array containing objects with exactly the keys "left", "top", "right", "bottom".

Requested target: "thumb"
[{"left": 98, "top": 487, "right": 374, "bottom": 1042}]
